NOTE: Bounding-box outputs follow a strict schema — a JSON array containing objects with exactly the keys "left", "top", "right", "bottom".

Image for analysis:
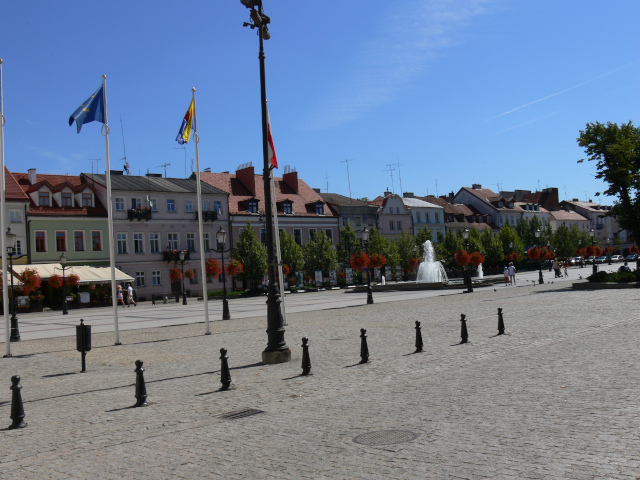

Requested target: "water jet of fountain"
[{"left": 415, "top": 240, "right": 449, "bottom": 283}]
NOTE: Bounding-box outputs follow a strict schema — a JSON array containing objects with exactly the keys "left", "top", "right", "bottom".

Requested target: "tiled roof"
[
  {"left": 460, "top": 186, "right": 500, "bottom": 204},
  {"left": 319, "top": 192, "right": 371, "bottom": 207},
  {"left": 549, "top": 210, "right": 589, "bottom": 221},
  {"left": 85, "top": 174, "right": 227, "bottom": 195},
  {"left": 401, "top": 197, "right": 442, "bottom": 209},
  {"left": 4, "top": 168, "right": 29, "bottom": 201}
]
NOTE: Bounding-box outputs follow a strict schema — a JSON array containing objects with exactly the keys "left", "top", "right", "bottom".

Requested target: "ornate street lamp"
[
  {"left": 6, "top": 228, "right": 19, "bottom": 341},
  {"left": 60, "top": 253, "right": 68, "bottom": 315},
  {"left": 578, "top": 239, "right": 583, "bottom": 268},
  {"left": 547, "top": 240, "right": 553, "bottom": 272},
  {"left": 361, "top": 227, "right": 373, "bottom": 304},
  {"left": 179, "top": 250, "right": 187, "bottom": 305},
  {"left": 535, "top": 228, "right": 544, "bottom": 284},
  {"left": 216, "top": 227, "right": 231, "bottom": 320},
  {"left": 589, "top": 228, "right": 597, "bottom": 276},
  {"left": 241, "top": 0, "right": 290, "bottom": 364},
  {"left": 462, "top": 227, "right": 473, "bottom": 293},
  {"left": 607, "top": 237, "right": 612, "bottom": 265}
]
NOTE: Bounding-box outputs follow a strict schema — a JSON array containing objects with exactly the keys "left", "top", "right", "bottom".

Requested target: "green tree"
[
  {"left": 498, "top": 223, "right": 524, "bottom": 258},
  {"left": 480, "top": 229, "right": 504, "bottom": 266},
  {"left": 577, "top": 121, "right": 640, "bottom": 244},
  {"left": 434, "top": 229, "right": 463, "bottom": 267},
  {"left": 279, "top": 230, "right": 304, "bottom": 274},
  {"left": 336, "top": 224, "right": 361, "bottom": 266},
  {"left": 232, "top": 221, "right": 267, "bottom": 289},
  {"left": 394, "top": 230, "right": 418, "bottom": 280},
  {"left": 415, "top": 226, "right": 433, "bottom": 257},
  {"left": 303, "top": 231, "right": 337, "bottom": 277}
]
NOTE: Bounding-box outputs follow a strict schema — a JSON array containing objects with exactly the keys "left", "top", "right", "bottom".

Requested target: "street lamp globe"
[
  {"left": 535, "top": 228, "right": 541, "bottom": 239},
  {"left": 60, "top": 253, "right": 67, "bottom": 266},
  {"left": 216, "top": 227, "right": 227, "bottom": 248},
  {"left": 462, "top": 227, "right": 469, "bottom": 241},
  {"left": 589, "top": 228, "right": 595, "bottom": 239},
  {"left": 362, "top": 226, "right": 369, "bottom": 243}
]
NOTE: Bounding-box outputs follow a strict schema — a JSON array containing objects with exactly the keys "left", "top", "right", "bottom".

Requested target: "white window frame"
[
  {"left": 117, "top": 232, "right": 128, "bottom": 254},
  {"left": 187, "top": 233, "right": 196, "bottom": 252},
  {"left": 133, "top": 233, "right": 144, "bottom": 254},
  {"left": 136, "top": 271, "right": 146, "bottom": 287},
  {"left": 115, "top": 197, "right": 125, "bottom": 211},
  {"left": 167, "top": 199, "right": 176, "bottom": 213},
  {"left": 152, "top": 270, "right": 161, "bottom": 286},
  {"left": 149, "top": 233, "right": 160, "bottom": 254},
  {"left": 55, "top": 230, "right": 67, "bottom": 252},
  {"left": 185, "top": 199, "right": 194, "bottom": 213},
  {"left": 167, "top": 232, "right": 179, "bottom": 250}
]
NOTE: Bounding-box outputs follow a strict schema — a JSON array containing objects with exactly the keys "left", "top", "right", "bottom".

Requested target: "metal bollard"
[
  {"left": 134, "top": 360, "right": 148, "bottom": 407},
  {"left": 460, "top": 314, "right": 468, "bottom": 344},
  {"left": 220, "top": 348, "right": 232, "bottom": 390},
  {"left": 414, "top": 321, "right": 424, "bottom": 353},
  {"left": 151, "top": 294, "right": 156, "bottom": 306},
  {"left": 9, "top": 375, "right": 27, "bottom": 429},
  {"left": 301, "top": 337, "right": 312, "bottom": 376},
  {"left": 75, "top": 319, "right": 92, "bottom": 373},
  {"left": 359, "top": 328, "right": 369, "bottom": 364},
  {"left": 497, "top": 307, "right": 505, "bottom": 335}
]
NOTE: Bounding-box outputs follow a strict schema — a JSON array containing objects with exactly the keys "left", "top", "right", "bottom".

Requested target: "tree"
[
  {"left": 498, "top": 224, "right": 524, "bottom": 259},
  {"left": 279, "top": 230, "right": 304, "bottom": 274},
  {"left": 394, "top": 230, "right": 418, "bottom": 280},
  {"left": 434, "top": 229, "right": 463, "bottom": 267},
  {"left": 415, "top": 226, "right": 433, "bottom": 257},
  {"left": 336, "top": 224, "right": 361, "bottom": 266},
  {"left": 303, "top": 231, "right": 337, "bottom": 277},
  {"left": 577, "top": 121, "right": 640, "bottom": 245},
  {"left": 232, "top": 221, "right": 267, "bottom": 289},
  {"left": 480, "top": 229, "right": 504, "bottom": 266}
]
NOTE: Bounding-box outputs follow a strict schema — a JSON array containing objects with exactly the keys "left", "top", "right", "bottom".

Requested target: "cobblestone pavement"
[{"left": 1, "top": 280, "right": 639, "bottom": 479}]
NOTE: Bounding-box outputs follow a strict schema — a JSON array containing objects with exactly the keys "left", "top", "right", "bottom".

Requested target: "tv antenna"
[
  {"left": 120, "top": 116, "right": 130, "bottom": 174},
  {"left": 89, "top": 158, "right": 100, "bottom": 176},
  {"left": 175, "top": 146, "right": 187, "bottom": 178},
  {"left": 340, "top": 159, "right": 353, "bottom": 201},
  {"left": 384, "top": 164, "right": 396, "bottom": 193},
  {"left": 324, "top": 172, "right": 330, "bottom": 193},
  {"left": 157, "top": 162, "right": 171, "bottom": 178},
  {"left": 395, "top": 159, "right": 403, "bottom": 196}
]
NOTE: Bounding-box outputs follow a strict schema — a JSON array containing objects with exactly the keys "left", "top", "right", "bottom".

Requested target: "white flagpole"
[
  {"left": 102, "top": 75, "right": 120, "bottom": 345},
  {"left": 270, "top": 170, "right": 287, "bottom": 326},
  {"left": 0, "top": 59, "right": 10, "bottom": 357},
  {"left": 192, "top": 87, "right": 210, "bottom": 334}
]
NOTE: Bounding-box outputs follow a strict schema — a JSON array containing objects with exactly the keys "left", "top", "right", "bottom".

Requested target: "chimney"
[
  {"left": 403, "top": 192, "right": 414, "bottom": 198},
  {"left": 472, "top": 184, "right": 482, "bottom": 190},
  {"left": 236, "top": 164, "right": 256, "bottom": 195},
  {"left": 28, "top": 168, "right": 37, "bottom": 185},
  {"left": 282, "top": 170, "right": 299, "bottom": 194},
  {"left": 312, "top": 188, "right": 321, "bottom": 194},
  {"left": 384, "top": 190, "right": 392, "bottom": 196}
]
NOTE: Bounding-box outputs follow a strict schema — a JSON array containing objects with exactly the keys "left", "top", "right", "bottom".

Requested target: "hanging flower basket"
[
  {"left": 575, "top": 247, "right": 586, "bottom": 256},
  {"left": 454, "top": 250, "right": 470, "bottom": 267},
  {"left": 67, "top": 274, "right": 80, "bottom": 287},
  {"left": 350, "top": 252, "right": 369, "bottom": 271},
  {"left": 544, "top": 250, "right": 555, "bottom": 260},
  {"left": 368, "top": 253, "right": 386, "bottom": 269},
  {"left": 604, "top": 246, "right": 614, "bottom": 255},
  {"left": 511, "top": 252, "right": 519, "bottom": 261},
  {"left": 408, "top": 258, "right": 421, "bottom": 273},
  {"left": 469, "top": 251, "right": 484, "bottom": 267},
  {"left": 184, "top": 269, "right": 195, "bottom": 280},
  {"left": 281, "top": 264, "right": 290, "bottom": 277},
  {"left": 527, "top": 247, "right": 541, "bottom": 260},
  {"left": 630, "top": 245, "right": 639, "bottom": 254},
  {"left": 585, "top": 245, "right": 602, "bottom": 257},
  {"left": 20, "top": 268, "right": 42, "bottom": 295},
  {"left": 170, "top": 268, "right": 182, "bottom": 282},
  {"left": 205, "top": 259, "right": 222, "bottom": 279},
  {"left": 48, "top": 274, "right": 63, "bottom": 289},
  {"left": 226, "top": 259, "right": 244, "bottom": 277}
]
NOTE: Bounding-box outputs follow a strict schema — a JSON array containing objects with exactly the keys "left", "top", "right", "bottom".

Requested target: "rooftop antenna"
[
  {"left": 396, "top": 159, "right": 403, "bottom": 196},
  {"left": 157, "top": 162, "right": 171, "bottom": 178},
  {"left": 435, "top": 179, "right": 439, "bottom": 197},
  {"left": 563, "top": 185, "right": 567, "bottom": 200},
  {"left": 384, "top": 164, "right": 396, "bottom": 193},
  {"left": 89, "top": 158, "right": 100, "bottom": 176},
  {"left": 120, "top": 116, "right": 129, "bottom": 174},
  {"left": 175, "top": 145, "right": 186, "bottom": 178},
  {"left": 324, "top": 172, "right": 329, "bottom": 193},
  {"left": 340, "top": 159, "right": 353, "bottom": 201}
]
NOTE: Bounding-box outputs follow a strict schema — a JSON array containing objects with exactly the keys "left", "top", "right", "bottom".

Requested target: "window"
[
  {"left": 187, "top": 233, "right": 196, "bottom": 252},
  {"left": 309, "top": 229, "right": 316, "bottom": 240},
  {"left": 325, "top": 229, "right": 333, "bottom": 243},
  {"left": 201, "top": 200, "right": 209, "bottom": 212},
  {"left": 248, "top": 200, "right": 258, "bottom": 213},
  {"left": 61, "top": 192, "right": 73, "bottom": 207},
  {"left": 355, "top": 217, "right": 362, "bottom": 227},
  {"left": 131, "top": 198, "right": 142, "bottom": 209},
  {"left": 294, "top": 229, "right": 302, "bottom": 246},
  {"left": 185, "top": 200, "right": 194, "bottom": 213},
  {"left": 152, "top": 271, "right": 161, "bottom": 286},
  {"left": 167, "top": 233, "right": 178, "bottom": 250},
  {"left": 342, "top": 217, "right": 348, "bottom": 227},
  {"left": 260, "top": 228, "right": 266, "bottom": 244},
  {"left": 283, "top": 201, "right": 292, "bottom": 214},
  {"left": 149, "top": 199, "right": 158, "bottom": 212},
  {"left": 149, "top": 233, "right": 160, "bottom": 253},
  {"left": 38, "top": 192, "right": 50, "bottom": 206},
  {"left": 74, "top": 231, "right": 85, "bottom": 251},
  {"left": 213, "top": 201, "right": 222, "bottom": 214},
  {"left": 136, "top": 271, "right": 145, "bottom": 287},
  {"left": 316, "top": 203, "right": 324, "bottom": 215},
  {"left": 203, "top": 233, "right": 211, "bottom": 252},
  {"left": 134, "top": 233, "right": 144, "bottom": 254},
  {"left": 425, "top": 212, "right": 430, "bottom": 223},
  {"left": 397, "top": 221, "right": 402, "bottom": 231},
  {"left": 82, "top": 193, "right": 93, "bottom": 208},
  {"left": 115, "top": 198, "right": 125, "bottom": 211},
  {"left": 396, "top": 207, "right": 400, "bottom": 213},
  {"left": 9, "top": 211, "right": 22, "bottom": 223},
  {"left": 389, "top": 221, "right": 395, "bottom": 231},
  {"left": 15, "top": 240, "right": 22, "bottom": 256},
  {"left": 435, "top": 212, "right": 439, "bottom": 222},
  {"left": 92, "top": 231, "right": 102, "bottom": 251},
  {"left": 167, "top": 199, "right": 176, "bottom": 212},
  {"left": 415, "top": 212, "right": 421, "bottom": 223},
  {"left": 55, "top": 231, "right": 66, "bottom": 252},
  {"left": 117, "top": 233, "right": 128, "bottom": 254},
  {"left": 35, "top": 231, "right": 46, "bottom": 252}
]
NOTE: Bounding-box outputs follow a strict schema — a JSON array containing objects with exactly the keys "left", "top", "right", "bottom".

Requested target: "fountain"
[
  {"left": 475, "top": 263, "right": 484, "bottom": 279},
  {"left": 416, "top": 240, "right": 449, "bottom": 283}
]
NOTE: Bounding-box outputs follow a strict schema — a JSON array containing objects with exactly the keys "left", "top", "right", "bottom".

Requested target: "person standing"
[
  {"left": 127, "top": 283, "right": 136, "bottom": 307},
  {"left": 117, "top": 285, "right": 126, "bottom": 308},
  {"left": 503, "top": 266, "right": 510, "bottom": 286},
  {"left": 508, "top": 262, "right": 517, "bottom": 285}
]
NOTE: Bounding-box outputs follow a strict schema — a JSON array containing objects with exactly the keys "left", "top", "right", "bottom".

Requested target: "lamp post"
[
  {"left": 534, "top": 228, "right": 544, "bottom": 284},
  {"left": 462, "top": 227, "right": 473, "bottom": 293},
  {"left": 241, "top": 0, "right": 290, "bottom": 364},
  {"left": 578, "top": 239, "right": 583, "bottom": 268},
  {"left": 216, "top": 227, "right": 231, "bottom": 320},
  {"left": 60, "top": 253, "right": 68, "bottom": 315},
  {"left": 590, "top": 228, "right": 597, "bottom": 276},
  {"left": 547, "top": 240, "right": 552, "bottom": 272},
  {"left": 6, "top": 228, "right": 19, "bottom": 341},
  {"left": 361, "top": 227, "right": 373, "bottom": 304},
  {"left": 607, "top": 237, "right": 612, "bottom": 265},
  {"left": 178, "top": 250, "right": 187, "bottom": 305}
]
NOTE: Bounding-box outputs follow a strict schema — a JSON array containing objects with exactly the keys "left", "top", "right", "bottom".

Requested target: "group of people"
[
  {"left": 551, "top": 259, "right": 569, "bottom": 278},
  {"left": 503, "top": 263, "right": 517, "bottom": 286},
  {"left": 117, "top": 283, "right": 136, "bottom": 308}
]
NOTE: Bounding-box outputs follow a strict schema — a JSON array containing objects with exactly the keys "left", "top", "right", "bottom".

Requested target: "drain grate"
[
  {"left": 353, "top": 430, "right": 417, "bottom": 446},
  {"left": 219, "top": 408, "right": 265, "bottom": 420}
]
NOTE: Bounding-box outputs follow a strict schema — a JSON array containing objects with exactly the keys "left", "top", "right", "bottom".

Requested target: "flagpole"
[
  {"left": 192, "top": 88, "right": 210, "bottom": 334},
  {"left": 102, "top": 75, "right": 120, "bottom": 345},
  {"left": 270, "top": 171, "right": 287, "bottom": 326},
  {"left": 0, "top": 59, "right": 10, "bottom": 357}
]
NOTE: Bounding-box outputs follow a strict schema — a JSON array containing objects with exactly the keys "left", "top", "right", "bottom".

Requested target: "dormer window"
[
  {"left": 498, "top": 201, "right": 504, "bottom": 208},
  {"left": 82, "top": 193, "right": 93, "bottom": 208},
  {"left": 283, "top": 201, "right": 293, "bottom": 215},
  {"left": 38, "top": 192, "right": 50, "bottom": 206},
  {"left": 509, "top": 202, "right": 514, "bottom": 208},
  {"left": 248, "top": 199, "right": 259, "bottom": 213},
  {"left": 315, "top": 203, "right": 324, "bottom": 215},
  {"left": 61, "top": 192, "right": 73, "bottom": 207}
]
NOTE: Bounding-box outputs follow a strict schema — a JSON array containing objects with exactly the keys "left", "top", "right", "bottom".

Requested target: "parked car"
[
  {"left": 610, "top": 255, "right": 623, "bottom": 262},
  {"left": 595, "top": 256, "right": 608, "bottom": 264},
  {"left": 573, "top": 256, "right": 584, "bottom": 265},
  {"left": 586, "top": 256, "right": 596, "bottom": 264},
  {"left": 625, "top": 254, "right": 638, "bottom": 261}
]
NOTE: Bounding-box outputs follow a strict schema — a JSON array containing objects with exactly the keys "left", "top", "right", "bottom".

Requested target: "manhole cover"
[{"left": 353, "top": 430, "right": 417, "bottom": 446}]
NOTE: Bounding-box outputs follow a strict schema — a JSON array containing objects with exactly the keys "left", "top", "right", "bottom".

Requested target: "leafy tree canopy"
[
  {"left": 303, "top": 231, "right": 337, "bottom": 276},
  {"left": 279, "top": 229, "right": 304, "bottom": 274},
  {"left": 232, "top": 221, "right": 267, "bottom": 284}
]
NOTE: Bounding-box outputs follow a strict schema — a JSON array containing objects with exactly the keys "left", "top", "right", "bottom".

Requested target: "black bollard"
[
  {"left": 151, "top": 294, "right": 156, "bottom": 306},
  {"left": 460, "top": 314, "right": 468, "bottom": 344},
  {"left": 301, "top": 337, "right": 312, "bottom": 376},
  {"left": 134, "top": 360, "right": 148, "bottom": 407},
  {"left": 9, "top": 375, "right": 27, "bottom": 429},
  {"left": 359, "top": 328, "right": 369, "bottom": 364},
  {"left": 497, "top": 307, "right": 505, "bottom": 335},
  {"left": 75, "top": 319, "right": 91, "bottom": 373},
  {"left": 415, "top": 321, "right": 424, "bottom": 353},
  {"left": 220, "top": 348, "right": 232, "bottom": 390}
]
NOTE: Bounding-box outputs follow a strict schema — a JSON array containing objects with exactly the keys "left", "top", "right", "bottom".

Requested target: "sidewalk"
[{"left": 2, "top": 276, "right": 639, "bottom": 479}]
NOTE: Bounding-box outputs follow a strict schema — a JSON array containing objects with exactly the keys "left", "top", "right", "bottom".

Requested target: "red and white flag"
[{"left": 266, "top": 106, "right": 278, "bottom": 169}]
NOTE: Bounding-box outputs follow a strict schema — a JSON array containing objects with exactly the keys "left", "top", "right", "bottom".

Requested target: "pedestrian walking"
[
  {"left": 117, "top": 285, "right": 126, "bottom": 308},
  {"left": 503, "top": 266, "right": 510, "bottom": 286},
  {"left": 508, "top": 262, "right": 517, "bottom": 285},
  {"left": 127, "top": 283, "right": 136, "bottom": 307},
  {"left": 563, "top": 261, "right": 569, "bottom": 278}
]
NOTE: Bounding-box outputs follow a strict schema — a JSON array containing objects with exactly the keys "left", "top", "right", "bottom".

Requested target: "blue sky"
[{"left": 1, "top": 1, "right": 638, "bottom": 205}]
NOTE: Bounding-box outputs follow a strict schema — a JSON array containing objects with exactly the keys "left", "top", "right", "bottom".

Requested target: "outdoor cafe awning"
[{"left": 9, "top": 264, "right": 134, "bottom": 284}]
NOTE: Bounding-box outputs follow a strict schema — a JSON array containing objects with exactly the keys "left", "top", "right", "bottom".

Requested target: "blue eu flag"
[{"left": 69, "top": 84, "right": 104, "bottom": 133}]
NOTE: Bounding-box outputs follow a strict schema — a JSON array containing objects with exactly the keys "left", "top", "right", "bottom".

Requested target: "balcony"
[
  {"left": 196, "top": 210, "right": 218, "bottom": 222},
  {"left": 127, "top": 208, "right": 152, "bottom": 221},
  {"left": 162, "top": 250, "right": 190, "bottom": 263}
]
